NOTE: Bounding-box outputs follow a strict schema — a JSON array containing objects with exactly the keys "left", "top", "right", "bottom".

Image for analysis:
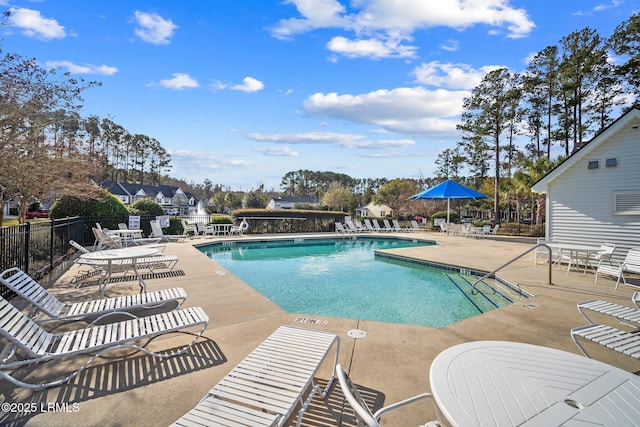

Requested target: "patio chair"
[
  {"left": 382, "top": 219, "right": 395, "bottom": 232},
  {"left": 363, "top": 219, "right": 376, "bottom": 232},
  {"left": 0, "top": 295, "right": 208, "bottom": 389},
  {"left": 180, "top": 219, "right": 197, "bottom": 237},
  {"left": 0, "top": 267, "right": 187, "bottom": 324},
  {"left": 408, "top": 220, "right": 422, "bottom": 232},
  {"left": 595, "top": 247, "right": 640, "bottom": 289},
  {"left": 345, "top": 219, "right": 360, "bottom": 233},
  {"left": 93, "top": 227, "right": 122, "bottom": 250},
  {"left": 195, "top": 222, "right": 216, "bottom": 236},
  {"left": 577, "top": 291, "right": 640, "bottom": 327},
  {"left": 372, "top": 219, "right": 386, "bottom": 232},
  {"left": 172, "top": 326, "right": 339, "bottom": 427},
  {"left": 534, "top": 238, "right": 561, "bottom": 267},
  {"left": 229, "top": 218, "right": 249, "bottom": 236},
  {"left": 335, "top": 222, "right": 351, "bottom": 234},
  {"left": 150, "top": 220, "right": 182, "bottom": 242},
  {"left": 336, "top": 364, "right": 442, "bottom": 427},
  {"left": 583, "top": 243, "right": 616, "bottom": 273},
  {"left": 570, "top": 323, "right": 640, "bottom": 360},
  {"left": 391, "top": 219, "right": 405, "bottom": 232}
]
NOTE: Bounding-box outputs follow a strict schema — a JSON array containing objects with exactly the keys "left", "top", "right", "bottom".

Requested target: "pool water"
[{"left": 199, "top": 237, "right": 512, "bottom": 327}]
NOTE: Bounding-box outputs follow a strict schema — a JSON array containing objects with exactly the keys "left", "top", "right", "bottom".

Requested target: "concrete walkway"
[{"left": 1, "top": 231, "right": 638, "bottom": 426}]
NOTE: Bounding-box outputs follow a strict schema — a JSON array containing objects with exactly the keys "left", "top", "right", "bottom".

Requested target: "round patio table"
[
  {"left": 430, "top": 340, "right": 640, "bottom": 426},
  {"left": 80, "top": 247, "right": 161, "bottom": 297}
]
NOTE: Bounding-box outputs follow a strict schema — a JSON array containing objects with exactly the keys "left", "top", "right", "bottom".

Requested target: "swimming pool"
[{"left": 199, "top": 237, "right": 514, "bottom": 327}]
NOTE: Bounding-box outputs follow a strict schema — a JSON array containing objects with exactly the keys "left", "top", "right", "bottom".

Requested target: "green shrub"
[
  {"left": 51, "top": 190, "right": 128, "bottom": 218},
  {"left": 129, "top": 198, "right": 165, "bottom": 216},
  {"left": 208, "top": 215, "right": 233, "bottom": 225}
]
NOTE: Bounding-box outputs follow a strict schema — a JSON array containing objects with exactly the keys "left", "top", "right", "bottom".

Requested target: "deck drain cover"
[{"left": 348, "top": 329, "right": 366, "bottom": 339}]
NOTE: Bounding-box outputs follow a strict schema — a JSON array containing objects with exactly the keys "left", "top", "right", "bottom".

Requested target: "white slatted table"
[
  {"left": 80, "top": 247, "right": 161, "bottom": 297},
  {"left": 430, "top": 341, "right": 640, "bottom": 426}
]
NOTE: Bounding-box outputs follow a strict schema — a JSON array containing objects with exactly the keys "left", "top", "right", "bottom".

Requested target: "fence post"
[
  {"left": 49, "top": 219, "right": 55, "bottom": 272},
  {"left": 24, "top": 221, "right": 31, "bottom": 274}
]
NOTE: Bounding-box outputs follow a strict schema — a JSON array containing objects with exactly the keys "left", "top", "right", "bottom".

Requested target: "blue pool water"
[{"left": 199, "top": 237, "right": 511, "bottom": 327}]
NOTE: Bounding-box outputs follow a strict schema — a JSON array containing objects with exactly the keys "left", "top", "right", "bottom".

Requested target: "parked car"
[
  {"left": 460, "top": 217, "right": 473, "bottom": 224},
  {"left": 26, "top": 208, "right": 50, "bottom": 219},
  {"left": 164, "top": 208, "right": 179, "bottom": 215}
]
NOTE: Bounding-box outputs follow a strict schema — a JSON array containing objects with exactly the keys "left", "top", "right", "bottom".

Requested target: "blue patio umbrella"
[{"left": 409, "top": 179, "right": 489, "bottom": 223}]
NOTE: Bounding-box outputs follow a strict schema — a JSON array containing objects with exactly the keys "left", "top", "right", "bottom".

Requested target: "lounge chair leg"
[{"left": 296, "top": 384, "right": 319, "bottom": 427}]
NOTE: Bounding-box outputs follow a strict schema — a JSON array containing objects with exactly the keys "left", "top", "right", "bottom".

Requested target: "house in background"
[
  {"left": 267, "top": 196, "right": 320, "bottom": 209},
  {"left": 355, "top": 202, "right": 393, "bottom": 218},
  {"left": 99, "top": 181, "right": 206, "bottom": 215},
  {"left": 531, "top": 108, "right": 640, "bottom": 262}
]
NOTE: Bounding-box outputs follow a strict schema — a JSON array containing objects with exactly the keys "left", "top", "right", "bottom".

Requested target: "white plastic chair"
[{"left": 336, "top": 364, "right": 442, "bottom": 427}]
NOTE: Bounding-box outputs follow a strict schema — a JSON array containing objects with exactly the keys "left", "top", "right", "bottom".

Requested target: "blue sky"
[{"left": 1, "top": 1, "right": 637, "bottom": 191}]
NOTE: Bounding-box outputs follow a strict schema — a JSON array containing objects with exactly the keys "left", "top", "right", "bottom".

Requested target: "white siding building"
[{"left": 531, "top": 108, "right": 640, "bottom": 262}]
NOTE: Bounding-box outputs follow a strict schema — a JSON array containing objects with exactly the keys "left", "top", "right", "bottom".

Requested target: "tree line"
[{"left": 0, "top": 48, "right": 172, "bottom": 224}]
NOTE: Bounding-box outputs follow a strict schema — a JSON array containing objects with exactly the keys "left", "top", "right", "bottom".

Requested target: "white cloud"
[
  {"left": 302, "top": 86, "right": 467, "bottom": 137},
  {"left": 270, "top": 0, "right": 535, "bottom": 59},
  {"left": 254, "top": 146, "right": 299, "bottom": 156},
  {"left": 231, "top": 77, "right": 265, "bottom": 93},
  {"left": 270, "top": 0, "right": 349, "bottom": 40},
  {"left": 247, "top": 131, "right": 415, "bottom": 150},
  {"left": 411, "top": 61, "right": 506, "bottom": 90},
  {"left": 45, "top": 60, "right": 118, "bottom": 75},
  {"left": 133, "top": 11, "right": 178, "bottom": 45},
  {"left": 8, "top": 8, "right": 65, "bottom": 40},
  {"left": 168, "top": 149, "right": 252, "bottom": 178},
  {"left": 440, "top": 39, "right": 459, "bottom": 52},
  {"left": 158, "top": 73, "right": 199, "bottom": 89},
  {"left": 327, "top": 36, "right": 416, "bottom": 59}
]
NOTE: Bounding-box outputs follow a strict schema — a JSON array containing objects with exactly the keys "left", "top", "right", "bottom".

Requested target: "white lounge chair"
[
  {"left": 371, "top": 219, "right": 385, "bottom": 232},
  {"left": 172, "top": 325, "right": 340, "bottom": 427},
  {"left": 595, "top": 247, "right": 640, "bottom": 289},
  {"left": 336, "top": 364, "right": 442, "bottom": 427},
  {"left": 335, "top": 222, "right": 350, "bottom": 234},
  {"left": 583, "top": 242, "right": 616, "bottom": 273},
  {"left": 150, "top": 220, "right": 182, "bottom": 242},
  {"left": 577, "top": 291, "right": 640, "bottom": 326},
  {"left": 363, "top": 219, "right": 376, "bottom": 232},
  {"left": 345, "top": 219, "right": 360, "bottom": 233},
  {"left": 0, "top": 295, "right": 208, "bottom": 389},
  {"left": 408, "top": 220, "right": 422, "bottom": 232},
  {"left": 382, "top": 219, "right": 395, "bottom": 232},
  {"left": 571, "top": 323, "right": 640, "bottom": 360},
  {"left": 391, "top": 219, "right": 405, "bottom": 232},
  {"left": 0, "top": 267, "right": 187, "bottom": 323}
]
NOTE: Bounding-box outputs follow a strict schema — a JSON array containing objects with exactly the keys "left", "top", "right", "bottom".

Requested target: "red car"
[{"left": 26, "top": 208, "right": 50, "bottom": 219}]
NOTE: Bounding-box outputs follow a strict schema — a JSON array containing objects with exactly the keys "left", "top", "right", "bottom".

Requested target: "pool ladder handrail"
[{"left": 471, "top": 243, "right": 553, "bottom": 294}]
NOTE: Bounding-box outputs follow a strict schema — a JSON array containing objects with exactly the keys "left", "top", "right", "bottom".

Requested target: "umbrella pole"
[{"left": 447, "top": 198, "right": 450, "bottom": 223}]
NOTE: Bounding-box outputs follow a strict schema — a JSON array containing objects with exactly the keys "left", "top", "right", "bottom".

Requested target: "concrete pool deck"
[{"left": 2, "top": 231, "right": 639, "bottom": 426}]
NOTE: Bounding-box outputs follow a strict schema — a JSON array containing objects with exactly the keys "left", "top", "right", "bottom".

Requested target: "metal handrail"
[{"left": 471, "top": 243, "right": 553, "bottom": 294}]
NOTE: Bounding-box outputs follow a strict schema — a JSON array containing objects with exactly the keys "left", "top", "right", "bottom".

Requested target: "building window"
[
  {"left": 614, "top": 191, "right": 640, "bottom": 215},
  {"left": 587, "top": 160, "right": 599, "bottom": 169},
  {"left": 605, "top": 158, "right": 618, "bottom": 167}
]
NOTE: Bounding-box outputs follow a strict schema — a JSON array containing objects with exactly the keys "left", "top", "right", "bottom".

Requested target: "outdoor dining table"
[
  {"left": 429, "top": 340, "right": 640, "bottom": 426},
  {"left": 79, "top": 246, "right": 161, "bottom": 297},
  {"left": 105, "top": 229, "right": 144, "bottom": 245},
  {"left": 211, "top": 224, "right": 233, "bottom": 235},
  {"left": 547, "top": 242, "right": 602, "bottom": 273}
]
